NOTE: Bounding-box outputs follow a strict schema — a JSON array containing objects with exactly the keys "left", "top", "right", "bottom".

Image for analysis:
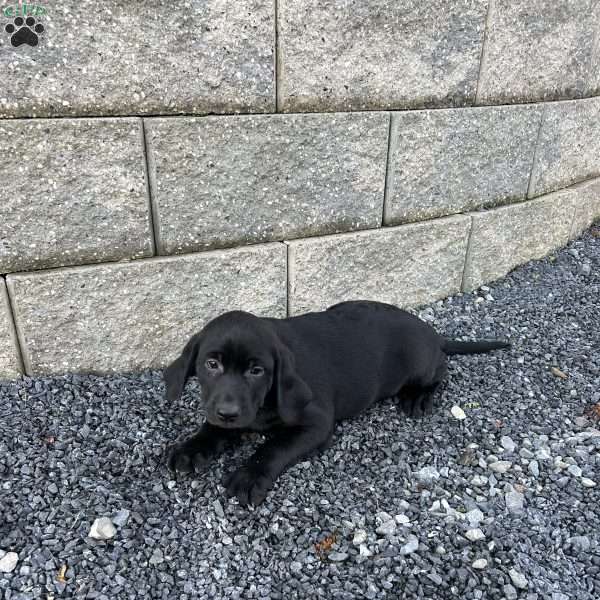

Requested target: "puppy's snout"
[{"left": 216, "top": 405, "right": 240, "bottom": 423}]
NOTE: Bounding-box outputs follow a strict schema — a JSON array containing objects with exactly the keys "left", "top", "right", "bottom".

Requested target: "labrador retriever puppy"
[{"left": 165, "top": 300, "right": 509, "bottom": 506}]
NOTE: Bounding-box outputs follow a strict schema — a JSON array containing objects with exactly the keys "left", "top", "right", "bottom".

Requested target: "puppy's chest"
[{"left": 249, "top": 406, "right": 283, "bottom": 432}]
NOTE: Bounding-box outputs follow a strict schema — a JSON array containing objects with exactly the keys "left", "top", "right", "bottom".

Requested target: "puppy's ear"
[
  {"left": 164, "top": 334, "right": 201, "bottom": 402},
  {"left": 275, "top": 342, "right": 313, "bottom": 424}
]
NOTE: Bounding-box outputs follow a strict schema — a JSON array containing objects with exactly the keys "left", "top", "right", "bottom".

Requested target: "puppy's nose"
[{"left": 216, "top": 406, "right": 240, "bottom": 423}]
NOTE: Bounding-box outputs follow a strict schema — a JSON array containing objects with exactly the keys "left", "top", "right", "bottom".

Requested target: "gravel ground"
[{"left": 2, "top": 227, "right": 600, "bottom": 600}]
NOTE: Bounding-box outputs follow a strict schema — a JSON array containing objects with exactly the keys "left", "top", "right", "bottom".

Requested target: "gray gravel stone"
[
  {"left": 505, "top": 489, "right": 525, "bottom": 514},
  {"left": 328, "top": 552, "right": 348, "bottom": 562},
  {"left": 278, "top": 0, "right": 488, "bottom": 112},
  {"left": 529, "top": 461, "right": 540, "bottom": 477},
  {"left": 0, "top": 281, "right": 22, "bottom": 379},
  {"left": 7, "top": 243, "right": 286, "bottom": 374},
  {"left": 288, "top": 215, "right": 470, "bottom": 314},
  {"left": 0, "top": 118, "right": 152, "bottom": 273},
  {"left": 146, "top": 113, "right": 389, "bottom": 254},
  {"left": 400, "top": 535, "right": 419, "bottom": 555},
  {"left": 476, "top": 0, "right": 599, "bottom": 104},
  {"left": 529, "top": 97, "right": 600, "bottom": 197},
  {"left": 0, "top": 0, "right": 274, "bottom": 118},
  {"left": 384, "top": 105, "right": 541, "bottom": 225},
  {"left": 462, "top": 194, "right": 576, "bottom": 291}
]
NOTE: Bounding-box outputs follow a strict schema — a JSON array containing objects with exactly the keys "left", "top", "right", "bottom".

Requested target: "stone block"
[
  {"left": 569, "top": 177, "right": 600, "bottom": 239},
  {"left": 7, "top": 244, "right": 286, "bottom": 375},
  {"left": 0, "top": 0, "right": 274, "bottom": 118},
  {"left": 477, "top": 0, "right": 598, "bottom": 104},
  {"left": 0, "top": 279, "right": 22, "bottom": 379},
  {"left": 0, "top": 118, "right": 153, "bottom": 273},
  {"left": 146, "top": 113, "right": 389, "bottom": 254},
  {"left": 462, "top": 196, "right": 576, "bottom": 291},
  {"left": 528, "top": 97, "right": 600, "bottom": 197},
  {"left": 278, "top": 0, "right": 487, "bottom": 112},
  {"left": 384, "top": 105, "right": 541, "bottom": 225},
  {"left": 287, "top": 216, "right": 471, "bottom": 315}
]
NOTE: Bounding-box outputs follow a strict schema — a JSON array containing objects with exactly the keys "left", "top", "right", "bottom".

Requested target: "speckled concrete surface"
[
  {"left": 570, "top": 178, "right": 600, "bottom": 239},
  {"left": 278, "top": 0, "right": 487, "bottom": 112},
  {"left": 0, "top": 118, "right": 153, "bottom": 273},
  {"left": 6, "top": 243, "right": 286, "bottom": 375},
  {"left": 462, "top": 194, "right": 577, "bottom": 292},
  {"left": 476, "top": 0, "right": 599, "bottom": 105},
  {"left": 0, "top": 279, "right": 21, "bottom": 378},
  {"left": 287, "top": 215, "right": 471, "bottom": 315},
  {"left": 384, "top": 105, "right": 541, "bottom": 226},
  {"left": 0, "top": 0, "right": 274, "bottom": 118},
  {"left": 528, "top": 97, "right": 600, "bottom": 197},
  {"left": 145, "top": 113, "right": 389, "bottom": 254}
]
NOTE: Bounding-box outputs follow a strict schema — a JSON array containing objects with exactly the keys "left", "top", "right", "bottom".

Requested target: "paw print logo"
[{"left": 5, "top": 16, "right": 44, "bottom": 47}]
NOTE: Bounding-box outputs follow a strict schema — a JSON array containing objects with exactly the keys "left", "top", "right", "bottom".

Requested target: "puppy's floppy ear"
[
  {"left": 274, "top": 341, "right": 313, "bottom": 424},
  {"left": 164, "top": 334, "right": 201, "bottom": 402}
]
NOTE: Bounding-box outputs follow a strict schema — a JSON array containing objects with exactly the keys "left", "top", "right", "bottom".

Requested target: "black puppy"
[{"left": 165, "top": 300, "right": 509, "bottom": 506}]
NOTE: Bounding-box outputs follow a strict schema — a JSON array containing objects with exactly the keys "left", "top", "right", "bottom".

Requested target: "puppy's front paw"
[
  {"left": 223, "top": 466, "right": 273, "bottom": 506},
  {"left": 167, "top": 444, "right": 212, "bottom": 475}
]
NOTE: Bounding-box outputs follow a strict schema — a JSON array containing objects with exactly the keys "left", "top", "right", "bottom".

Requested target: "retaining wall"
[{"left": 1, "top": 0, "right": 600, "bottom": 377}]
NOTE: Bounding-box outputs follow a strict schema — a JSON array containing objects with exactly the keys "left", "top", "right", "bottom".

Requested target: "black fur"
[{"left": 165, "top": 300, "right": 509, "bottom": 505}]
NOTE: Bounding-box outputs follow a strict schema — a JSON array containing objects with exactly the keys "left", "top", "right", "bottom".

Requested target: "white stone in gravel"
[
  {"left": 472, "top": 558, "right": 488, "bottom": 569},
  {"left": 501, "top": 436, "right": 516, "bottom": 452},
  {"left": 509, "top": 568, "right": 528, "bottom": 589},
  {"left": 359, "top": 544, "right": 373, "bottom": 557},
  {"left": 328, "top": 552, "right": 348, "bottom": 562},
  {"left": 416, "top": 465, "right": 440, "bottom": 485},
  {"left": 149, "top": 548, "right": 164, "bottom": 565},
  {"left": 400, "top": 535, "right": 419, "bottom": 555},
  {"left": 376, "top": 511, "right": 393, "bottom": 523},
  {"left": 568, "top": 464, "right": 582, "bottom": 477},
  {"left": 489, "top": 460, "right": 512, "bottom": 473},
  {"left": 0, "top": 551, "right": 18, "bottom": 573},
  {"left": 376, "top": 520, "right": 397, "bottom": 536},
  {"left": 536, "top": 446, "right": 551, "bottom": 460},
  {"left": 465, "top": 528, "right": 485, "bottom": 542},
  {"left": 89, "top": 517, "right": 116, "bottom": 540},
  {"left": 353, "top": 530, "right": 367, "bottom": 546},
  {"left": 528, "top": 460, "right": 539, "bottom": 477},
  {"left": 471, "top": 475, "right": 488, "bottom": 486},
  {"left": 395, "top": 514, "right": 410, "bottom": 525},
  {"left": 290, "top": 561, "right": 302, "bottom": 574},
  {"left": 451, "top": 405, "right": 466, "bottom": 420},
  {"left": 505, "top": 489, "right": 525, "bottom": 513},
  {"left": 581, "top": 478, "right": 597, "bottom": 487},
  {"left": 466, "top": 509, "right": 484, "bottom": 525}
]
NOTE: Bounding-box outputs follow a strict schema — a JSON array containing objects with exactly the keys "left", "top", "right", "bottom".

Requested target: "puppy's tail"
[{"left": 442, "top": 338, "right": 510, "bottom": 355}]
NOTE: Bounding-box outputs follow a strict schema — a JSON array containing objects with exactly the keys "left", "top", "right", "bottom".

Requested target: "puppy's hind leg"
[{"left": 398, "top": 361, "right": 447, "bottom": 418}]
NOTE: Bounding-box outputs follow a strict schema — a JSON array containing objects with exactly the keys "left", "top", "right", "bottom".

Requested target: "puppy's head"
[{"left": 164, "top": 311, "right": 312, "bottom": 427}]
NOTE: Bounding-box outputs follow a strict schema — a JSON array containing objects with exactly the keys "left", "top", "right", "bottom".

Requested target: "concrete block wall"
[{"left": 1, "top": 0, "right": 600, "bottom": 377}]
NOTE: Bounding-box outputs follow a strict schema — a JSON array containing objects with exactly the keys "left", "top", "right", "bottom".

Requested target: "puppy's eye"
[
  {"left": 248, "top": 366, "right": 264, "bottom": 377},
  {"left": 205, "top": 359, "right": 221, "bottom": 372}
]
